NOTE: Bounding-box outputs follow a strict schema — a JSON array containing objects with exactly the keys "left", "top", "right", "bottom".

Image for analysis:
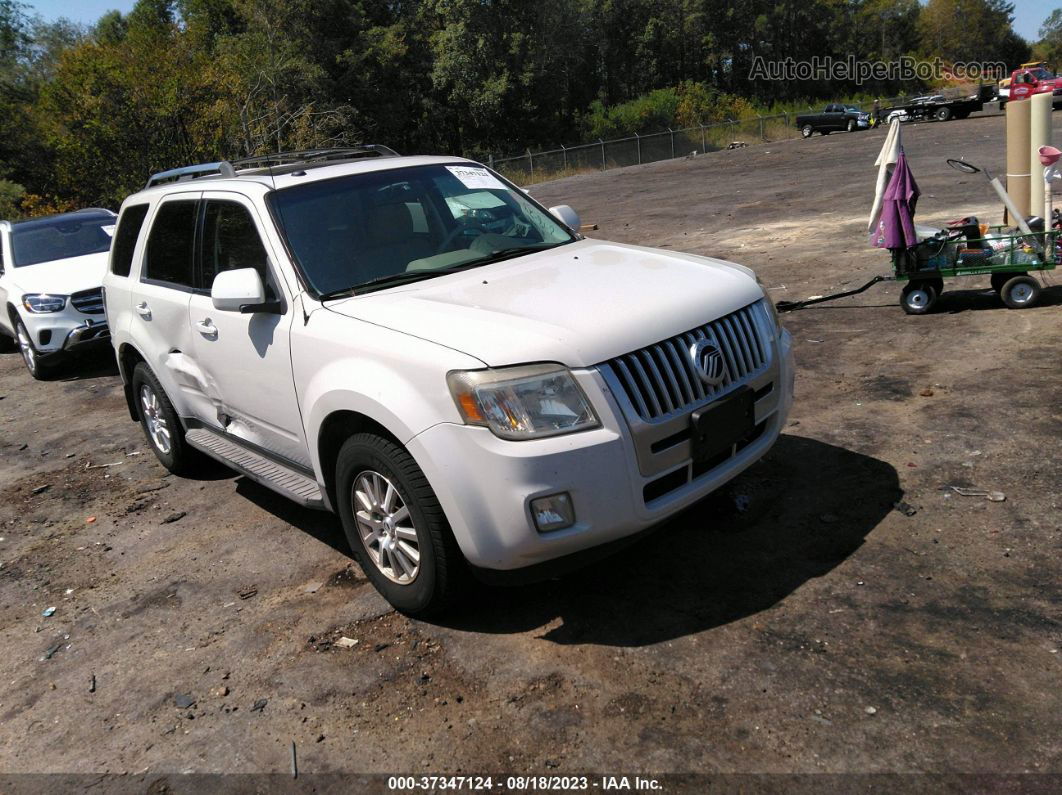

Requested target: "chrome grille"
[
  {"left": 605, "top": 302, "right": 770, "bottom": 421},
  {"left": 70, "top": 288, "right": 104, "bottom": 315}
]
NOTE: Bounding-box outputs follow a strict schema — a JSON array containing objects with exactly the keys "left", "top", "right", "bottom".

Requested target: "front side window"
[
  {"left": 201, "top": 200, "right": 271, "bottom": 294},
  {"left": 10, "top": 212, "right": 115, "bottom": 268},
  {"left": 270, "top": 164, "right": 575, "bottom": 296},
  {"left": 144, "top": 200, "right": 197, "bottom": 288}
]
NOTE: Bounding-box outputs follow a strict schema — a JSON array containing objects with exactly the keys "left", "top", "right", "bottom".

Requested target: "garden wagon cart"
[{"left": 893, "top": 222, "right": 1058, "bottom": 314}]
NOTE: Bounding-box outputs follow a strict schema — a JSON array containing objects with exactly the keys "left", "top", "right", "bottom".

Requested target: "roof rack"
[
  {"left": 230, "top": 145, "right": 399, "bottom": 171},
  {"left": 145, "top": 162, "right": 236, "bottom": 189},
  {"left": 143, "top": 145, "right": 399, "bottom": 191}
]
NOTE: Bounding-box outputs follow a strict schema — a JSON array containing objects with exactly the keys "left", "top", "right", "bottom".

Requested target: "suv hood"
[
  {"left": 326, "top": 239, "right": 765, "bottom": 367},
  {"left": 4, "top": 252, "right": 109, "bottom": 296}
]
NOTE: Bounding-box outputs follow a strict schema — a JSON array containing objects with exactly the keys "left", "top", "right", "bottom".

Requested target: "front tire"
[
  {"left": 901, "top": 281, "right": 938, "bottom": 314},
  {"left": 846, "top": 119, "right": 856, "bottom": 132},
  {"left": 15, "top": 319, "right": 59, "bottom": 380},
  {"left": 131, "top": 362, "right": 200, "bottom": 475},
  {"left": 335, "top": 433, "right": 465, "bottom": 615}
]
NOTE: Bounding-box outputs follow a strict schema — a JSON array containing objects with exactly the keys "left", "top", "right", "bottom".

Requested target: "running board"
[{"left": 185, "top": 427, "right": 325, "bottom": 509}]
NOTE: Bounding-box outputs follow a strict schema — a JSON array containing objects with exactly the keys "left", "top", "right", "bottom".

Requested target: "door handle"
[
  {"left": 136, "top": 302, "right": 151, "bottom": 319},
  {"left": 196, "top": 319, "right": 218, "bottom": 339}
]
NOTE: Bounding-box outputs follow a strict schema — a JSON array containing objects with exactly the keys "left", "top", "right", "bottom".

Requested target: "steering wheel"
[{"left": 436, "top": 220, "right": 489, "bottom": 254}]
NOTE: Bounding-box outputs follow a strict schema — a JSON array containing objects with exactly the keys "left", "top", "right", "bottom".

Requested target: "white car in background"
[{"left": 0, "top": 208, "right": 116, "bottom": 378}]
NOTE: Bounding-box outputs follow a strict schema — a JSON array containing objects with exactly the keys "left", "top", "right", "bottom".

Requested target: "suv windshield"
[
  {"left": 10, "top": 212, "right": 115, "bottom": 267},
  {"left": 270, "top": 164, "right": 576, "bottom": 296}
]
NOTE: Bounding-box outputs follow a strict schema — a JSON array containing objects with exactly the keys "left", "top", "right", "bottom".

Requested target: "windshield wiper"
[{"left": 318, "top": 262, "right": 489, "bottom": 300}]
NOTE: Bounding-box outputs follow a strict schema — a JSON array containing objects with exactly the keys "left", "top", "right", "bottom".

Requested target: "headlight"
[
  {"left": 756, "top": 278, "right": 783, "bottom": 337},
  {"left": 22, "top": 294, "right": 68, "bottom": 313},
  {"left": 447, "top": 364, "right": 600, "bottom": 440}
]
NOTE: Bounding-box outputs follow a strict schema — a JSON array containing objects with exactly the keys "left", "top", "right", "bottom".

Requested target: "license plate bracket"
[{"left": 690, "top": 386, "right": 755, "bottom": 463}]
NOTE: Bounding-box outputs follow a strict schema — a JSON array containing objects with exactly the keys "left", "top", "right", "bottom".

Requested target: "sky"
[{"left": 22, "top": 0, "right": 1058, "bottom": 43}]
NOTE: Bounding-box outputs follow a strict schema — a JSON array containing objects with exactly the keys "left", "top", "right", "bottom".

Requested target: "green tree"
[{"left": 1036, "top": 9, "right": 1062, "bottom": 66}]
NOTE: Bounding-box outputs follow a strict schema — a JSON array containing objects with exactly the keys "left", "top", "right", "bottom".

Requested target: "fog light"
[{"left": 531, "top": 492, "right": 575, "bottom": 532}]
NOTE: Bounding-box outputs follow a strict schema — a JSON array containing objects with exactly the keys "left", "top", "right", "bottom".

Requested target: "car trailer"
[{"left": 884, "top": 91, "right": 987, "bottom": 123}]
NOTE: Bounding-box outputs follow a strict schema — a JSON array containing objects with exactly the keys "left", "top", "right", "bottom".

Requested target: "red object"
[
  {"left": 1009, "top": 66, "right": 1062, "bottom": 101},
  {"left": 1040, "top": 145, "right": 1062, "bottom": 167}
]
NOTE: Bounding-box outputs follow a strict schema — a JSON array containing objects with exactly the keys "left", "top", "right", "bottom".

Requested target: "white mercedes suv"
[
  {"left": 0, "top": 208, "right": 116, "bottom": 378},
  {"left": 102, "top": 147, "right": 794, "bottom": 614}
]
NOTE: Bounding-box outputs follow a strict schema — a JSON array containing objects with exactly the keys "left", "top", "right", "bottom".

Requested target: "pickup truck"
[
  {"left": 102, "top": 147, "right": 794, "bottom": 615},
  {"left": 796, "top": 104, "right": 870, "bottom": 138},
  {"left": 1006, "top": 65, "right": 1062, "bottom": 106}
]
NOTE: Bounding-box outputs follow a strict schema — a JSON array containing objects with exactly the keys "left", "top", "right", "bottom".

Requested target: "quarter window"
[
  {"left": 144, "top": 200, "right": 197, "bottom": 288},
  {"left": 111, "top": 203, "right": 149, "bottom": 277}
]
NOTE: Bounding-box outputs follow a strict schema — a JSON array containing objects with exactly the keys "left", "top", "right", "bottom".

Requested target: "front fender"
[{"left": 293, "top": 311, "right": 484, "bottom": 477}]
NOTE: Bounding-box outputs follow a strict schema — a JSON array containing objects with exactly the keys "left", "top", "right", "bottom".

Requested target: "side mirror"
[
  {"left": 548, "top": 204, "right": 581, "bottom": 231},
  {"left": 212, "top": 267, "right": 266, "bottom": 312}
]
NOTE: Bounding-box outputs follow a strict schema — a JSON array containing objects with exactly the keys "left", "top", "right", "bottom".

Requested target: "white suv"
[
  {"left": 0, "top": 208, "right": 116, "bottom": 378},
  {"left": 103, "top": 147, "right": 794, "bottom": 614}
]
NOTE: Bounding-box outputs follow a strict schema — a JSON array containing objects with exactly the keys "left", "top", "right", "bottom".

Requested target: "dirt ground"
[{"left": 0, "top": 112, "right": 1059, "bottom": 791}]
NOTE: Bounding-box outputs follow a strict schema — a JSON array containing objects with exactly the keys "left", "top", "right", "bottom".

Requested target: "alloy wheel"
[
  {"left": 16, "top": 324, "right": 36, "bottom": 375},
  {"left": 140, "top": 384, "right": 172, "bottom": 454},
  {"left": 352, "top": 470, "right": 420, "bottom": 585}
]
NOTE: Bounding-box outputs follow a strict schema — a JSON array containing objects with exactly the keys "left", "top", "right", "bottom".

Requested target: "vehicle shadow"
[
  {"left": 435, "top": 434, "right": 899, "bottom": 646},
  {"left": 51, "top": 348, "right": 120, "bottom": 381},
  {"left": 234, "top": 477, "right": 353, "bottom": 557},
  {"left": 936, "top": 283, "right": 1062, "bottom": 313},
  {"left": 228, "top": 434, "right": 899, "bottom": 647}
]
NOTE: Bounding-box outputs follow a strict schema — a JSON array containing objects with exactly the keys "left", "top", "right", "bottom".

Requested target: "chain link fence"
[{"left": 488, "top": 92, "right": 996, "bottom": 184}]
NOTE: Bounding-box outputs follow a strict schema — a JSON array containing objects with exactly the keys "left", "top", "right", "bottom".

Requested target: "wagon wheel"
[
  {"left": 1000, "top": 275, "right": 1040, "bottom": 309},
  {"left": 990, "top": 271, "right": 1025, "bottom": 293},
  {"left": 900, "top": 281, "right": 938, "bottom": 315}
]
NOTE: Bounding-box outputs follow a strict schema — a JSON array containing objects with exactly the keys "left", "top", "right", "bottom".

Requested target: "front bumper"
[
  {"left": 62, "top": 320, "right": 111, "bottom": 351},
  {"left": 21, "top": 311, "right": 109, "bottom": 356},
  {"left": 408, "top": 328, "right": 794, "bottom": 574}
]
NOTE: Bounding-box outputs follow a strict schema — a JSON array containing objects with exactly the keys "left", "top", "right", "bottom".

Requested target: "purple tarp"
[{"left": 881, "top": 151, "right": 920, "bottom": 250}]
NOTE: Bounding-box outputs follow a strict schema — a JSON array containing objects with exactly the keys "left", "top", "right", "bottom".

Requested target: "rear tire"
[
  {"left": 1000, "top": 275, "right": 1040, "bottom": 309},
  {"left": 131, "top": 362, "right": 201, "bottom": 475},
  {"left": 335, "top": 433, "right": 465, "bottom": 616},
  {"left": 801, "top": 124, "right": 814, "bottom": 139},
  {"left": 934, "top": 107, "right": 951, "bottom": 122}
]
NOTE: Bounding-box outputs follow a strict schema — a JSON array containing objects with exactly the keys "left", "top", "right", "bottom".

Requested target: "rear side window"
[
  {"left": 144, "top": 200, "right": 197, "bottom": 288},
  {"left": 110, "top": 204, "right": 149, "bottom": 277}
]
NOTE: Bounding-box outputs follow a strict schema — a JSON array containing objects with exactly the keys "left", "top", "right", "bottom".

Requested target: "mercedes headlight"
[
  {"left": 22, "top": 294, "right": 67, "bottom": 313},
  {"left": 447, "top": 364, "right": 600, "bottom": 440}
]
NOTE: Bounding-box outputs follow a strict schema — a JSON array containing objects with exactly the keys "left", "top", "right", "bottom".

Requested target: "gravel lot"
[{"left": 0, "top": 112, "right": 1059, "bottom": 790}]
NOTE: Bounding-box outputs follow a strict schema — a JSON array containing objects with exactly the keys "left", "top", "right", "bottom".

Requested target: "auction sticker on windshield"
[{"left": 447, "top": 165, "right": 507, "bottom": 190}]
